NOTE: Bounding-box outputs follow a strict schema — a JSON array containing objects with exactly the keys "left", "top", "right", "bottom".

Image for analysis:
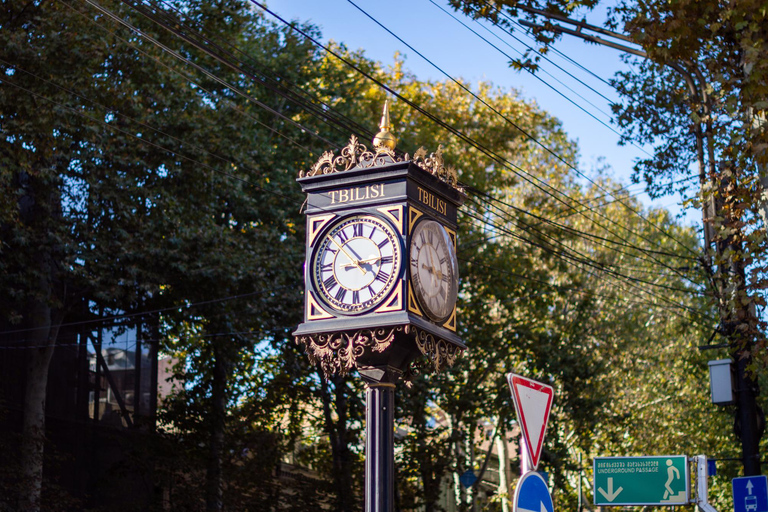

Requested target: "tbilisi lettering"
[
  {"left": 328, "top": 183, "right": 385, "bottom": 204},
  {"left": 417, "top": 187, "right": 447, "bottom": 215}
]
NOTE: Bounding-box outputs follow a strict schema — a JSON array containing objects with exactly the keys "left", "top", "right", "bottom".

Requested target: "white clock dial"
[
  {"left": 409, "top": 219, "right": 458, "bottom": 322},
  {"left": 311, "top": 215, "right": 402, "bottom": 313}
]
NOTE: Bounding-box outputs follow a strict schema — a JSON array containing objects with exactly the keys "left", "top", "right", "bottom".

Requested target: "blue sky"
[{"left": 269, "top": 0, "right": 691, "bottom": 222}]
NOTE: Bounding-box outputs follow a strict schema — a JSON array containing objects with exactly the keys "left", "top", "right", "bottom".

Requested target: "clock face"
[
  {"left": 311, "top": 214, "right": 402, "bottom": 314},
  {"left": 409, "top": 219, "right": 459, "bottom": 322}
]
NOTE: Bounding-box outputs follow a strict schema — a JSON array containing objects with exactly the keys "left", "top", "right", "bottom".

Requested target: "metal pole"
[
  {"left": 520, "top": 432, "right": 531, "bottom": 474},
  {"left": 733, "top": 349, "right": 762, "bottom": 475},
  {"left": 365, "top": 381, "right": 395, "bottom": 512}
]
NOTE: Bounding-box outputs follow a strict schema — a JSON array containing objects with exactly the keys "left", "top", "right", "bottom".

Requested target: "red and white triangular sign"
[{"left": 507, "top": 373, "right": 554, "bottom": 470}]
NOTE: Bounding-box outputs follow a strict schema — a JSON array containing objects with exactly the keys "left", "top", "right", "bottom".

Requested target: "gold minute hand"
[{"left": 327, "top": 236, "right": 366, "bottom": 275}]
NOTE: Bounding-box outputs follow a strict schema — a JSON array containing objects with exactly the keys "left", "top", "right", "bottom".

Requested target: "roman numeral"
[
  {"left": 377, "top": 239, "right": 389, "bottom": 249},
  {"left": 353, "top": 223, "right": 364, "bottom": 237},
  {"left": 336, "top": 229, "right": 349, "bottom": 243},
  {"left": 428, "top": 231, "right": 434, "bottom": 244},
  {"left": 375, "top": 270, "right": 390, "bottom": 283},
  {"left": 321, "top": 263, "right": 333, "bottom": 271},
  {"left": 323, "top": 276, "right": 337, "bottom": 290},
  {"left": 367, "top": 285, "right": 375, "bottom": 298},
  {"left": 352, "top": 290, "right": 360, "bottom": 304},
  {"left": 381, "top": 255, "right": 393, "bottom": 264},
  {"left": 419, "top": 233, "right": 426, "bottom": 245},
  {"left": 335, "top": 287, "right": 346, "bottom": 302},
  {"left": 369, "top": 226, "right": 376, "bottom": 238}
]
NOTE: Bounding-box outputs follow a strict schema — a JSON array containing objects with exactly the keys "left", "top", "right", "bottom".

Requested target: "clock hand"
[
  {"left": 327, "top": 236, "right": 366, "bottom": 275},
  {"left": 342, "top": 256, "right": 381, "bottom": 269},
  {"left": 358, "top": 256, "right": 382, "bottom": 264},
  {"left": 421, "top": 262, "right": 439, "bottom": 289},
  {"left": 421, "top": 263, "right": 437, "bottom": 276},
  {"left": 425, "top": 246, "right": 440, "bottom": 286}
]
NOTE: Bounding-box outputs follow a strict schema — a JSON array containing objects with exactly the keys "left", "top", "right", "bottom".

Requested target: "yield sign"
[{"left": 507, "top": 373, "right": 554, "bottom": 470}]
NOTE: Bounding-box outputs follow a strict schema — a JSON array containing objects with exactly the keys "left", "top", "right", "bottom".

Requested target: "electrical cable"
[
  {"left": 117, "top": 0, "right": 700, "bottom": 278},
  {"left": 145, "top": 0, "right": 378, "bottom": 144},
  {"left": 80, "top": 0, "right": 342, "bottom": 150},
  {"left": 467, "top": 194, "right": 683, "bottom": 277},
  {"left": 91, "top": 0, "right": 708, "bottom": 290},
  {"left": 462, "top": 198, "right": 704, "bottom": 297},
  {"left": 94, "top": 0, "right": 702, "bottom": 274},
  {"left": 426, "top": 0, "right": 620, "bottom": 132},
  {"left": 468, "top": 185, "right": 698, "bottom": 261},
  {"left": 460, "top": 210, "right": 711, "bottom": 325},
  {"left": 251, "top": 0, "right": 700, "bottom": 265},
  {"left": 1, "top": 1, "right": 711, "bottom": 338}
]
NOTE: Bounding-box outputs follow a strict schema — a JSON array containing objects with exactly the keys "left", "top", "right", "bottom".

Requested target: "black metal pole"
[
  {"left": 734, "top": 349, "right": 762, "bottom": 475},
  {"left": 365, "top": 381, "right": 395, "bottom": 512}
]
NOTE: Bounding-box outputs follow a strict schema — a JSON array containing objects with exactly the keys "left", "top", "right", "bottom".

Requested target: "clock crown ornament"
[
  {"left": 294, "top": 102, "right": 466, "bottom": 381},
  {"left": 372, "top": 100, "right": 397, "bottom": 151}
]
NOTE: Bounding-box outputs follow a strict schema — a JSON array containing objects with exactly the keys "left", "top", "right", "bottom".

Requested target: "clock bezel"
[
  {"left": 309, "top": 213, "right": 404, "bottom": 315},
  {"left": 408, "top": 217, "right": 459, "bottom": 323}
]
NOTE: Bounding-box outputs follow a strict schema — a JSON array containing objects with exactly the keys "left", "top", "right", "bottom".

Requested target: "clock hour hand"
[
  {"left": 343, "top": 255, "right": 382, "bottom": 271},
  {"left": 421, "top": 262, "right": 439, "bottom": 287},
  {"left": 327, "top": 236, "right": 366, "bottom": 275}
]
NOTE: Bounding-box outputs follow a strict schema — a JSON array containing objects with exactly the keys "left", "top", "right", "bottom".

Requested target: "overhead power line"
[
  {"left": 4, "top": 0, "right": 712, "bottom": 326},
  {"left": 343, "top": 0, "right": 695, "bottom": 261},
  {"left": 249, "top": 0, "right": 699, "bottom": 265},
  {"left": 102, "top": 0, "right": 703, "bottom": 284},
  {"left": 91, "top": 0, "right": 700, "bottom": 272}
]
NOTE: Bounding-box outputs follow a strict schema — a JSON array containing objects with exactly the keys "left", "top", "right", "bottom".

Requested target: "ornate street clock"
[{"left": 293, "top": 103, "right": 466, "bottom": 381}]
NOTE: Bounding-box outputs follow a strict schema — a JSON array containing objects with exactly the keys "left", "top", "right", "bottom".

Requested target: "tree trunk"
[
  {"left": 18, "top": 296, "right": 61, "bottom": 511},
  {"left": 495, "top": 435, "right": 511, "bottom": 512},
  {"left": 206, "top": 343, "right": 229, "bottom": 512},
  {"left": 318, "top": 373, "right": 355, "bottom": 512}
]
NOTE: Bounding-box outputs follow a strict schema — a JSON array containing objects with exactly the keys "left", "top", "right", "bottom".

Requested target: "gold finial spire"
[{"left": 372, "top": 100, "right": 397, "bottom": 151}]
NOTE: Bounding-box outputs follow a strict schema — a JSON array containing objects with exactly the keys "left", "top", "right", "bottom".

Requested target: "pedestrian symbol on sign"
[{"left": 663, "top": 459, "right": 681, "bottom": 500}]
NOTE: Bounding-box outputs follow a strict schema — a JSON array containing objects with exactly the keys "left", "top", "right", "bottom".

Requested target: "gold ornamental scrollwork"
[
  {"left": 300, "top": 136, "right": 463, "bottom": 192},
  {"left": 412, "top": 145, "right": 461, "bottom": 190},
  {"left": 300, "top": 135, "right": 403, "bottom": 178},
  {"left": 411, "top": 326, "right": 463, "bottom": 373},
  {"left": 295, "top": 326, "right": 406, "bottom": 378}
]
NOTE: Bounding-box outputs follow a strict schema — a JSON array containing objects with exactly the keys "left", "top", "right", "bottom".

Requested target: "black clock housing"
[{"left": 294, "top": 154, "right": 466, "bottom": 377}]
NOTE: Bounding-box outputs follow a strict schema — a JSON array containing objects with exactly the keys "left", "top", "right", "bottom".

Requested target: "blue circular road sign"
[{"left": 514, "top": 471, "right": 554, "bottom": 512}]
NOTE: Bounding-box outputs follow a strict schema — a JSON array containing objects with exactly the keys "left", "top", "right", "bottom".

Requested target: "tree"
[
  {"left": 446, "top": 0, "right": 768, "bottom": 478},
  {"left": 0, "top": 0, "right": 323, "bottom": 509},
  {"left": 1, "top": 1, "right": 736, "bottom": 510}
]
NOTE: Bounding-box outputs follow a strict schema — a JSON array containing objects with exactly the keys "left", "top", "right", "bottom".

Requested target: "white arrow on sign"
[
  {"left": 598, "top": 477, "right": 624, "bottom": 502},
  {"left": 517, "top": 502, "right": 549, "bottom": 512},
  {"left": 747, "top": 480, "right": 754, "bottom": 495}
]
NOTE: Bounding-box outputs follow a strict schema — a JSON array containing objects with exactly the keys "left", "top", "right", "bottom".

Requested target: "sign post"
[{"left": 593, "top": 456, "right": 689, "bottom": 506}]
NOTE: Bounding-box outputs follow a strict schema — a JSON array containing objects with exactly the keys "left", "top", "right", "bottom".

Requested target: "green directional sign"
[{"left": 593, "top": 456, "right": 689, "bottom": 506}]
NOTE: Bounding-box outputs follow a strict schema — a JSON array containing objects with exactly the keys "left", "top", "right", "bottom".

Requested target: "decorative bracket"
[{"left": 295, "top": 325, "right": 464, "bottom": 378}]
